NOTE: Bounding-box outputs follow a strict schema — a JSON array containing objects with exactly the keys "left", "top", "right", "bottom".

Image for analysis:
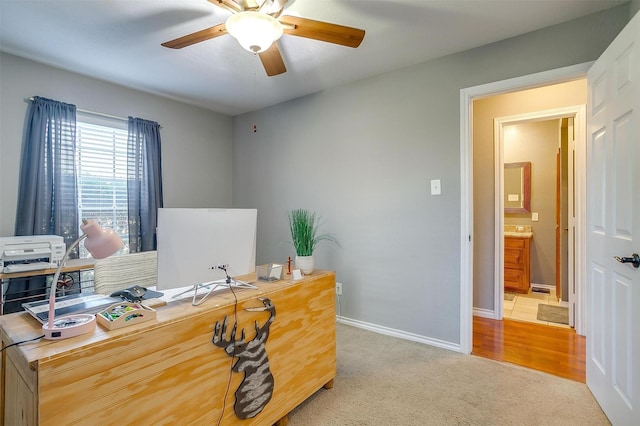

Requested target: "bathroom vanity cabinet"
[{"left": 504, "top": 235, "right": 531, "bottom": 293}]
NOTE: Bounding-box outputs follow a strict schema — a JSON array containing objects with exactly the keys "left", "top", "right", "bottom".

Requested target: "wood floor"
[{"left": 472, "top": 316, "right": 586, "bottom": 383}]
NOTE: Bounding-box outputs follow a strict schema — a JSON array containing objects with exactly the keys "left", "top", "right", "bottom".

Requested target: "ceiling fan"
[{"left": 161, "top": 0, "right": 365, "bottom": 76}]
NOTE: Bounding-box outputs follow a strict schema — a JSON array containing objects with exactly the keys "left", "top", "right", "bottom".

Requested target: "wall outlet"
[{"left": 336, "top": 282, "right": 343, "bottom": 296}]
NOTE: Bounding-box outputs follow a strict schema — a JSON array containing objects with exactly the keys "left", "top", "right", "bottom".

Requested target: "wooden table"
[{"left": 0, "top": 270, "right": 336, "bottom": 425}]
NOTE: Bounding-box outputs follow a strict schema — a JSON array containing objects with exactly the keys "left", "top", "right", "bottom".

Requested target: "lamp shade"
[
  {"left": 225, "top": 11, "right": 283, "bottom": 53},
  {"left": 80, "top": 219, "right": 122, "bottom": 259}
]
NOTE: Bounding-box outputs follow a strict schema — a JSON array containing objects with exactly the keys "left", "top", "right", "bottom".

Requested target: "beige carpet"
[{"left": 288, "top": 323, "right": 609, "bottom": 425}]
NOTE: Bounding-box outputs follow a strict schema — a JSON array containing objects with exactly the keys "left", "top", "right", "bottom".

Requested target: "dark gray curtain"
[
  {"left": 8, "top": 96, "right": 79, "bottom": 312},
  {"left": 15, "top": 96, "right": 79, "bottom": 240},
  {"left": 127, "top": 117, "right": 163, "bottom": 252}
]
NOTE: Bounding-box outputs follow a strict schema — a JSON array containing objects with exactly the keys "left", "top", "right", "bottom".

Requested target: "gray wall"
[
  {"left": 232, "top": 5, "right": 631, "bottom": 347},
  {"left": 504, "top": 120, "right": 560, "bottom": 288},
  {"left": 0, "top": 53, "right": 233, "bottom": 237}
]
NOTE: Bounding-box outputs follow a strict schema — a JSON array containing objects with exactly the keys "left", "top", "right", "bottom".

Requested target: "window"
[{"left": 76, "top": 114, "right": 129, "bottom": 256}]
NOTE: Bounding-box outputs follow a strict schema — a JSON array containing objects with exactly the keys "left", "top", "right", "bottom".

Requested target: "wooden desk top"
[{"left": 0, "top": 270, "right": 334, "bottom": 365}]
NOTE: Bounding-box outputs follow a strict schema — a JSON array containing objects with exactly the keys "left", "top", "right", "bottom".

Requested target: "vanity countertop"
[{"left": 504, "top": 225, "right": 533, "bottom": 238}]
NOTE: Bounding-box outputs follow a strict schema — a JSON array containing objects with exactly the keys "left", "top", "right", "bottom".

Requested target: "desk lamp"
[{"left": 42, "top": 219, "right": 122, "bottom": 340}]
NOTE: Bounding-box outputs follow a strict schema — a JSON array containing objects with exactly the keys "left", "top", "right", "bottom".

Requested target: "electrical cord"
[
  {"left": 216, "top": 265, "right": 239, "bottom": 426},
  {"left": 0, "top": 334, "right": 45, "bottom": 353}
]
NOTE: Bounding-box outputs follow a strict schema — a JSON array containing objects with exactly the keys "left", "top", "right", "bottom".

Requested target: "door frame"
[
  {"left": 459, "top": 62, "right": 591, "bottom": 354},
  {"left": 493, "top": 106, "right": 585, "bottom": 324}
]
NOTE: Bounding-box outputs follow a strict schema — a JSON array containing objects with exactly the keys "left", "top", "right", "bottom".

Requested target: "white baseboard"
[
  {"left": 531, "top": 283, "right": 554, "bottom": 290},
  {"left": 473, "top": 307, "right": 495, "bottom": 319},
  {"left": 336, "top": 316, "right": 462, "bottom": 353}
]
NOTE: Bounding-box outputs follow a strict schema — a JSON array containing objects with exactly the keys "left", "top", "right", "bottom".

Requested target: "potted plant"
[{"left": 287, "top": 209, "right": 340, "bottom": 274}]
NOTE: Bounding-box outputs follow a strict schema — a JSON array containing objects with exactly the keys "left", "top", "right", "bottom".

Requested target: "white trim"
[
  {"left": 460, "top": 62, "right": 593, "bottom": 353},
  {"left": 493, "top": 118, "right": 505, "bottom": 320},
  {"left": 572, "top": 107, "right": 587, "bottom": 336},
  {"left": 472, "top": 308, "right": 495, "bottom": 319},
  {"left": 459, "top": 88, "right": 474, "bottom": 354},
  {"left": 531, "top": 283, "right": 555, "bottom": 290},
  {"left": 336, "top": 316, "right": 461, "bottom": 353}
]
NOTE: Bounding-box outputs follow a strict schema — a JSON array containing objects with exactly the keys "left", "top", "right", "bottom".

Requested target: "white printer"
[{"left": 0, "top": 235, "right": 66, "bottom": 273}]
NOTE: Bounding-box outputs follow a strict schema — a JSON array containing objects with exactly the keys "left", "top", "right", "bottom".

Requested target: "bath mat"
[
  {"left": 504, "top": 292, "right": 516, "bottom": 301},
  {"left": 537, "top": 304, "right": 569, "bottom": 325}
]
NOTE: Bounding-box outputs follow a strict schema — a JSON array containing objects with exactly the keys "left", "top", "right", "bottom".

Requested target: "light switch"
[
  {"left": 430, "top": 179, "right": 441, "bottom": 195},
  {"left": 532, "top": 212, "right": 539, "bottom": 222}
]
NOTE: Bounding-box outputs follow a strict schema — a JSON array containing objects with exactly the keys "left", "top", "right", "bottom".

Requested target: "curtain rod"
[{"left": 26, "top": 98, "right": 162, "bottom": 127}]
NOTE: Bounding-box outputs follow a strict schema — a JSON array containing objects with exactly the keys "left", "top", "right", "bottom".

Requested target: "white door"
[{"left": 586, "top": 11, "right": 639, "bottom": 426}]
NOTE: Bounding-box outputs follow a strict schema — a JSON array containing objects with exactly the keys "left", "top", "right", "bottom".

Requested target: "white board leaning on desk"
[{"left": 156, "top": 208, "right": 257, "bottom": 292}]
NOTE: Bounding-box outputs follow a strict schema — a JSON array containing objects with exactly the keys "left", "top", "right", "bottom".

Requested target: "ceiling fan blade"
[
  {"left": 280, "top": 16, "right": 365, "bottom": 48},
  {"left": 207, "top": 0, "right": 242, "bottom": 14},
  {"left": 161, "top": 23, "right": 227, "bottom": 49},
  {"left": 259, "top": 0, "right": 288, "bottom": 17},
  {"left": 245, "top": 0, "right": 261, "bottom": 10},
  {"left": 259, "top": 43, "right": 287, "bottom": 76}
]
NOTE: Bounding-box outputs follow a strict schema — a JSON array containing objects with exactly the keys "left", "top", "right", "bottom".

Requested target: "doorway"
[
  {"left": 458, "top": 63, "right": 591, "bottom": 354},
  {"left": 494, "top": 109, "right": 583, "bottom": 329},
  {"left": 463, "top": 15, "right": 640, "bottom": 421}
]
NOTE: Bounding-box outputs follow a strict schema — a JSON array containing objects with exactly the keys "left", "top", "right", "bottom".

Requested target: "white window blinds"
[{"left": 76, "top": 114, "right": 129, "bottom": 254}]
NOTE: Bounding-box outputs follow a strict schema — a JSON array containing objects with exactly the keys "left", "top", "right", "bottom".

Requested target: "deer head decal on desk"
[{"left": 212, "top": 297, "right": 276, "bottom": 420}]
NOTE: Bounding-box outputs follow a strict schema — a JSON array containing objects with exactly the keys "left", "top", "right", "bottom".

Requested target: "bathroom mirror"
[{"left": 504, "top": 162, "right": 531, "bottom": 213}]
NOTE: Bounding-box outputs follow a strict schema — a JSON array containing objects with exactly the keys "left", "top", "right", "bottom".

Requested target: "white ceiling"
[{"left": 0, "top": 0, "right": 628, "bottom": 116}]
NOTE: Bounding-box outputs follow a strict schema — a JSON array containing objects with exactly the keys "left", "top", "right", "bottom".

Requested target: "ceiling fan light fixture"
[{"left": 226, "top": 11, "right": 283, "bottom": 53}]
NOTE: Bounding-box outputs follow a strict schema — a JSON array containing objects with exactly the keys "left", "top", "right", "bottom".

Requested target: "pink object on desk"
[{"left": 43, "top": 219, "right": 123, "bottom": 340}]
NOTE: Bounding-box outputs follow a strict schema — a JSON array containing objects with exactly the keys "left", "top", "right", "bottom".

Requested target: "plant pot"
[{"left": 295, "top": 255, "right": 314, "bottom": 275}]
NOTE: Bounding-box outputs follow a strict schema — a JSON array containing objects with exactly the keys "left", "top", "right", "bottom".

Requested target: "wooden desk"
[{"left": 0, "top": 270, "right": 336, "bottom": 425}]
